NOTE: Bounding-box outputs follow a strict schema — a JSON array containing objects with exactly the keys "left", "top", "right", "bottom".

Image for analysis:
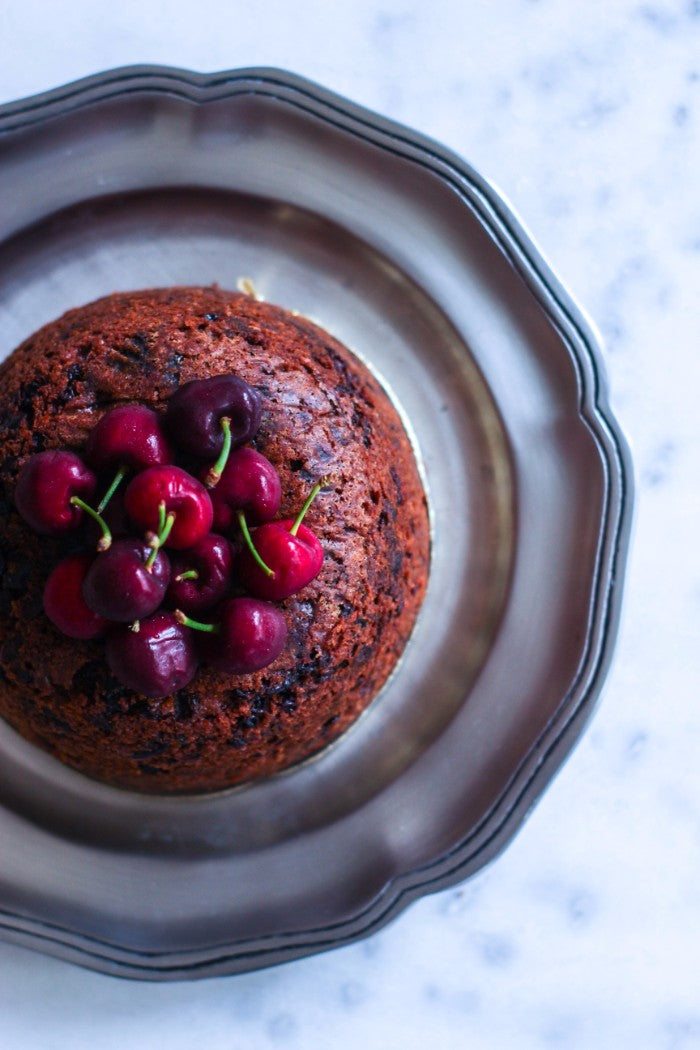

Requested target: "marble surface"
[{"left": 0, "top": 0, "right": 698, "bottom": 1047}]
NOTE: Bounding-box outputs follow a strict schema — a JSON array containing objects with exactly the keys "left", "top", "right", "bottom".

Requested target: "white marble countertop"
[{"left": 1, "top": 1, "right": 698, "bottom": 1047}]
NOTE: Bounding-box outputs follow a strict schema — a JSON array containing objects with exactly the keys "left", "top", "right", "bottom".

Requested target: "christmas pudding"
[{"left": 0, "top": 286, "right": 430, "bottom": 793}]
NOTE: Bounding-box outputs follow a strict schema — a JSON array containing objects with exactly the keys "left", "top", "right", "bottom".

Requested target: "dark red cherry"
[
  {"left": 178, "top": 598, "right": 287, "bottom": 674},
  {"left": 124, "top": 466, "right": 213, "bottom": 549},
  {"left": 205, "top": 447, "right": 281, "bottom": 530},
  {"left": 43, "top": 554, "right": 110, "bottom": 639},
  {"left": 164, "top": 374, "right": 261, "bottom": 459},
  {"left": 238, "top": 520, "right": 324, "bottom": 601},
  {"left": 15, "top": 451, "right": 97, "bottom": 535},
  {"left": 106, "top": 612, "right": 198, "bottom": 699},
  {"left": 86, "top": 404, "right": 172, "bottom": 472},
  {"left": 166, "top": 533, "right": 234, "bottom": 615},
  {"left": 82, "top": 540, "right": 170, "bottom": 622}
]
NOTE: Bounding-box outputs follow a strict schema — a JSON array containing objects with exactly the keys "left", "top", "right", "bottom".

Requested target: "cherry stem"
[
  {"left": 174, "top": 609, "right": 221, "bottom": 634},
  {"left": 97, "top": 465, "right": 127, "bottom": 514},
  {"left": 204, "top": 417, "right": 232, "bottom": 488},
  {"left": 159, "top": 512, "right": 176, "bottom": 547},
  {"left": 175, "top": 569, "right": 199, "bottom": 583},
  {"left": 70, "top": 496, "right": 112, "bottom": 551},
  {"left": 145, "top": 502, "right": 175, "bottom": 570},
  {"left": 237, "top": 510, "right": 274, "bottom": 577},
  {"left": 290, "top": 480, "right": 324, "bottom": 537}
]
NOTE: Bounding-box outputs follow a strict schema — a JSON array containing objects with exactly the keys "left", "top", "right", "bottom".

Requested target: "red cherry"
[
  {"left": 238, "top": 520, "right": 324, "bottom": 601},
  {"left": 106, "top": 612, "right": 198, "bottom": 699},
  {"left": 82, "top": 540, "right": 171, "bottom": 622},
  {"left": 166, "top": 533, "right": 234, "bottom": 615},
  {"left": 205, "top": 447, "right": 281, "bottom": 530},
  {"left": 43, "top": 554, "right": 111, "bottom": 639},
  {"left": 15, "top": 451, "right": 97, "bottom": 535},
  {"left": 176, "top": 598, "right": 287, "bottom": 674},
  {"left": 165, "top": 374, "right": 261, "bottom": 460},
  {"left": 86, "top": 404, "right": 172, "bottom": 473},
  {"left": 87, "top": 406, "right": 173, "bottom": 518},
  {"left": 124, "top": 466, "right": 213, "bottom": 550}
]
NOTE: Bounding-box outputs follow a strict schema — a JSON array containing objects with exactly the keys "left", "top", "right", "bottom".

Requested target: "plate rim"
[{"left": 0, "top": 64, "right": 633, "bottom": 979}]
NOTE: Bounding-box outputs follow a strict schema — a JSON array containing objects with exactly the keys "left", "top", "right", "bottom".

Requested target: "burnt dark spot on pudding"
[
  {"left": 58, "top": 363, "right": 86, "bottom": 404},
  {"left": 173, "top": 691, "right": 199, "bottom": 721},
  {"left": 132, "top": 736, "right": 167, "bottom": 759}
]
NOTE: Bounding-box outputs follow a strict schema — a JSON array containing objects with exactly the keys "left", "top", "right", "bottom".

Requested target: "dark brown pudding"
[{"left": 0, "top": 286, "right": 430, "bottom": 793}]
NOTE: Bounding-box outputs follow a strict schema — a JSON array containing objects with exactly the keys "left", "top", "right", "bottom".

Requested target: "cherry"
[
  {"left": 82, "top": 539, "right": 170, "bottom": 622},
  {"left": 43, "top": 554, "right": 111, "bottom": 639},
  {"left": 164, "top": 374, "right": 261, "bottom": 475},
  {"left": 15, "top": 450, "right": 99, "bottom": 536},
  {"left": 86, "top": 404, "right": 172, "bottom": 472},
  {"left": 176, "top": 597, "right": 287, "bottom": 674},
  {"left": 205, "top": 447, "right": 281, "bottom": 531},
  {"left": 237, "top": 481, "right": 325, "bottom": 601},
  {"left": 166, "top": 533, "right": 234, "bottom": 616},
  {"left": 238, "top": 520, "right": 324, "bottom": 601},
  {"left": 106, "top": 611, "right": 198, "bottom": 699},
  {"left": 86, "top": 404, "right": 173, "bottom": 512},
  {"left": 124, "top": 466, "right": 213, "bottom": 550}
]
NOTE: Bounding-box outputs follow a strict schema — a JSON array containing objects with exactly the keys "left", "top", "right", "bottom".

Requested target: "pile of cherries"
[{"left": 14, "top": 375, "right": 325, "bottom": 699}]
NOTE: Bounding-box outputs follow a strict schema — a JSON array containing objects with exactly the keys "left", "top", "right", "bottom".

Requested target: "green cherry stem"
[
  {"left": 174, "top": 609, "right": 221, "bottom": 633},
  {"left": 145, "top": 501, "right": 175, "bottom": 571},
  {"left": 237, "top": 510, "right": 274, "bottom": 577},
  {"left": 96, "top": 465, "right": 127, "bottom": 514},
  {"left": 290, "top": 480, "right": 324, "bottom": 537},
  {"left": 204, "top": 417, "right": 232, "bottom": 488},
  {"left": 160, "top": 514, "right": 176, "bottom": 546},
  {"left": 69, "top": 496, "right": 112, "bottom": 551},
  {"left": 175, "top": 569, "right": 199, "bottom": 583}
]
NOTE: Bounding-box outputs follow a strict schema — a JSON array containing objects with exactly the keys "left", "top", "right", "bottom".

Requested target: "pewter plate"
[{"left": 0, "top": 67, "right": 631, "bottom": 979}]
